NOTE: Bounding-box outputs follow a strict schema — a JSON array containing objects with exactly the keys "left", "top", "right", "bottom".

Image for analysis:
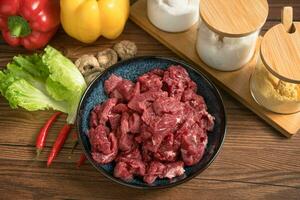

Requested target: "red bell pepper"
[{"left": 0, "top": 0, "right": 60, "bottom": 50}]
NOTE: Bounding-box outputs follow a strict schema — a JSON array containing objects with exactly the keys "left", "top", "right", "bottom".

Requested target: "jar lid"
[
  {"left": 200, "top": 0, "right": 269, "bottom": 37},
  {"left": 261, "top": 7, "right": 300, "bottom": 84}
]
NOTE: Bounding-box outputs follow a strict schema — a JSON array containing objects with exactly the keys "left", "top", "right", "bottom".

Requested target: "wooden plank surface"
[
  {"left": 200, "top": 0, "right": 269, "bottom": 36},
  {"left": 0, "top": 0, "right": 300, "bottom": 199},
  {"left": 130, "top": 0, "right": 300, "bottom": 137}
]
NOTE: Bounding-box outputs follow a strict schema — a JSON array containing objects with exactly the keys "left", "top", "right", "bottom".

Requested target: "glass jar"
[
  {"left": 147, "top": 0, "right": 200, "bottom": 33},
  {"left": 250, "top": 7, "right": 300, "bottom": 114},
  {"left": 196, "top": 19, "right": 260, "bottom": 71},
  {"left": 250, "top": 57, "right": 300, "bottom": 114},
  {"left": 196, "top": 0, "right": 268, "bottom": 71}
]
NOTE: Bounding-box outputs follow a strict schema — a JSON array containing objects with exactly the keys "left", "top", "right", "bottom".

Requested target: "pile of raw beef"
[{"left": 88, "top": 65, "right": 214, "bottom": 184}]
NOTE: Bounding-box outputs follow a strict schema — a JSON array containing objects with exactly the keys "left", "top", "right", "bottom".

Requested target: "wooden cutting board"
[{"left": 130, "top": 0, "right": 300, "bottom": 137}]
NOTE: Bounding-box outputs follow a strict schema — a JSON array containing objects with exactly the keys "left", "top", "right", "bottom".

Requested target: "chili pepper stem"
[
  {"left": 70, "top": 141, "right": 79, "bottom": 154},
  {"left": 33, "top": 149, "right": 41, "bottom": 162},
  {"left": 36, "top": 149, "right": 42, "bottom": 158},
  {"left": 70, "top": 132, "right": 79, "bottom": 154}
]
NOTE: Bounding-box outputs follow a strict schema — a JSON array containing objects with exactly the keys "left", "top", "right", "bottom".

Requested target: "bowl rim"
[{"left": 77, "top": 56, "right": 227, "bottom": 189}]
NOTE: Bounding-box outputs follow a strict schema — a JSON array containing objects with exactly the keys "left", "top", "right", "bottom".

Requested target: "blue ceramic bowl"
[{"left": 77, "top": 56, "right": 226, "bottom": 189}]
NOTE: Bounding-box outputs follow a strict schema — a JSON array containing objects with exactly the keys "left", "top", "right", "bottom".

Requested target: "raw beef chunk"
[{"left": 88, "top": 65, "right": 215, "bottom": 184}]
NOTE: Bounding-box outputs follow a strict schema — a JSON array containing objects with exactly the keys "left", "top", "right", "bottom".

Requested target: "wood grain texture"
[
  {"left": 0, "top": 0, "right": 300, "bottom": 199},
  {"left": 130, "top": 0, "right": 300, "bottom": 137},
  {"left": 261, "top": 7, "right": 300, "bottom": 83},
  {"left": 282, "top": 6, "right": 294, "bottom": 31},
  {"left": 200, "top": 0, "right": 269, "bottom": 37}
]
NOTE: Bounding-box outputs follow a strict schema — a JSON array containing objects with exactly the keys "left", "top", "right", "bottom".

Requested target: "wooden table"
[{"left": 0, "top": 1, "right": 299, "bottom": 199}]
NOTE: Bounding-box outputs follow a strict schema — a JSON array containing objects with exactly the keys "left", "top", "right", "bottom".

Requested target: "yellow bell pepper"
[{"left": 60, "top": 0, "right": 130, "bottom": 43}]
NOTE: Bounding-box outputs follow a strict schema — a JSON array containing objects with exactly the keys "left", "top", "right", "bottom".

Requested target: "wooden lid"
[
  {"left": 200, "top": 0, "right": 269, "bottom": 37},
  {"left": 261, "top": 7, "right": 300, "bottom": 84}
]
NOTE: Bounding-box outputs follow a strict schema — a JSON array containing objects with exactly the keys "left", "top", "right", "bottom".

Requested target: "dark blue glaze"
[{"left": 77, "top": 56, "right": 226, "bottom": 189}]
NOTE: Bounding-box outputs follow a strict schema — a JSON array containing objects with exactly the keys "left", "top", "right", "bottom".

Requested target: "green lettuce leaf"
[
  {"left": 43, "top": 46, "right": 87, "bottom": 123},
  {"left": 7, "top": 62, "right": 47, "bottom": 94},
  {"left": 42, "top": 46, "right": 86, "bottom": 93},
  {"left": 45, "top": 78, "right": 72, "bottom": 101},
  {"left": 13, "top": 54, "right": 49, "bottom": 79},
  {"left": 0, "top": 71, "right": 18, "bottom": 96},
  {"left": 3, "top": 78, "right": 68, "bottom": 113},
  {"left": 0, "top": 46, "right": 87, "bottom": 124}
]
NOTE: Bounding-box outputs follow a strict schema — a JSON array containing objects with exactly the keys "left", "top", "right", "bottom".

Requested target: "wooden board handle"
[{"left": 281, "top": 7, "right": 294, "bottom": 32}]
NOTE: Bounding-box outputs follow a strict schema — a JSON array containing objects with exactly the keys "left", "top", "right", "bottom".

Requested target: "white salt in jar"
[
  {"left": 147, "top": 0, "right": 200, "bottom": 32},
  {"left": 196, "top": 0, "right": 268, "bottom": 71}
]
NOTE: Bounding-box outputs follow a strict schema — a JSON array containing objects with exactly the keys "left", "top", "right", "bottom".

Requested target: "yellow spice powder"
[{"left": 250, "top": 58, "right": 300, "bottom": 113}]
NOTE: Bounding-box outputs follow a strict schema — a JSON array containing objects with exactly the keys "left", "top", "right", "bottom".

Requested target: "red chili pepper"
[
  {"left": 77, "top": 153, "right": 87, "bottom": 168},
  {"left": 47, "top": 124, "right": 72, "bottom": 167},
  {"left": 36, "top": 112, "right": 61, "bottom": 157},
  {"left": 0, "top": 0, "right": 60, "bottom": 50}
]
